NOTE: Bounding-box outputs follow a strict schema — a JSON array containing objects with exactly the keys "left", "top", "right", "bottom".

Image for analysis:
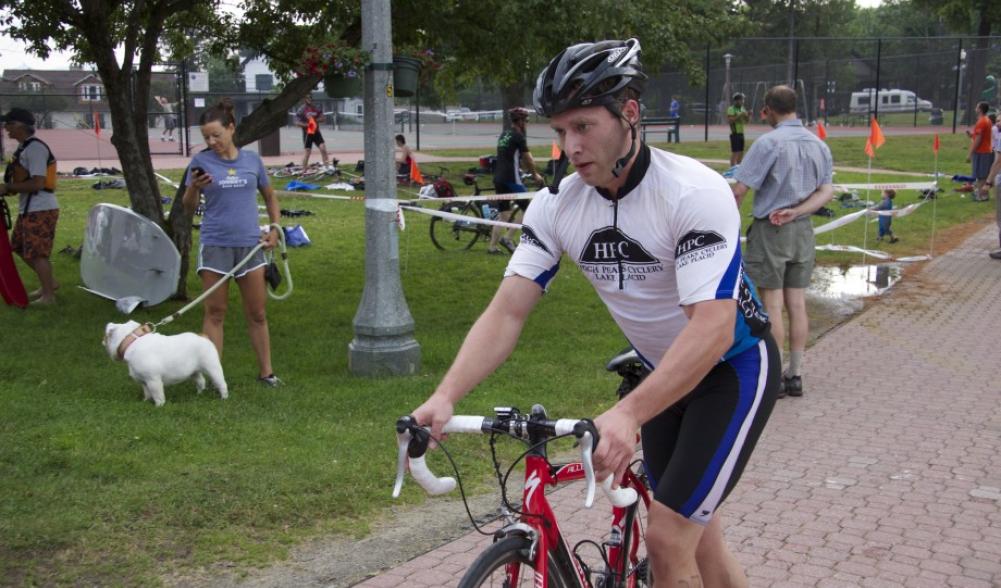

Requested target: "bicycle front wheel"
[
  {"left": 458, "top": 536, "right": 574, "bottom": 588},
  {"left": 429, "top": 201, "right": 482, "bottom": 252}
]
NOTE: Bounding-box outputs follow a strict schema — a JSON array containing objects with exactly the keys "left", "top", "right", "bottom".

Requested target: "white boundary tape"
[
  {"left": 155, "top": 172, "right": 180, "bottom": 189},
  {"left": 399, "top": 204, "right": 522, "bottom": 229},
  {"left": 410, "top": 191, "right": 539, "bottom": 204},
  {"left": 278, "top": 185, "right": 935, "bottom": 262},
  {"left": 832, "top": 182, "right": 937, "bottom": 191}
]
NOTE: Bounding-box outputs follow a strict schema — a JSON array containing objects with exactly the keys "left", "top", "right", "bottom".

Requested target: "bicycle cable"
[
  {"left": 498, "top": 433, "right": 577, "bottom": 520},
  {"left": 422, "top": 430, "right": 506, "bottom": 536}
]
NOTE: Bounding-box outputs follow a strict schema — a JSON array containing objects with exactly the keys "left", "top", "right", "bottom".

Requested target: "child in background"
[{"left": 876, "top": 188, "right": 899, "bottom": 243}]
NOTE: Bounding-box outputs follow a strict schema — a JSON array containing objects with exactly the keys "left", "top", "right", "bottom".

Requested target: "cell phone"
[{"left": 191, "top": 166, "right": 205, "bottom": 177}]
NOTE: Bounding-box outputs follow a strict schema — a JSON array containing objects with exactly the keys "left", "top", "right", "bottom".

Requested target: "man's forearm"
[
  {"left": 970, "top": 133, "right": 982, "bottom": 156},
  {"left": 789, "top": 184, "right": 834, "bottom": 217},
  {"left": 522, "top": 153, "right": 541, "bottom": 176},
  {"left": 3, "top": 177, "right": 45, "bottom": 195},
  {"left": 986, "top": 154, "right": 1001, "bottom": 185}
]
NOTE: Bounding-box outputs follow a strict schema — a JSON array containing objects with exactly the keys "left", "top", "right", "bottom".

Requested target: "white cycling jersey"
[{"left": 505, "top": 145, "right": 768, "bottom": 368}]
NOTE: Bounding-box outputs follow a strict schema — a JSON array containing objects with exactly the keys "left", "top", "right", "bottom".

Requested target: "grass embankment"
[{"left": 0, "top": 132, "right": 993, "bottom": 584}]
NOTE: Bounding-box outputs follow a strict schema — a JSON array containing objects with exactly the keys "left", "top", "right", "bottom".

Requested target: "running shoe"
[{"left": 257, "top": 374, "right": 283, "bottom": 387}]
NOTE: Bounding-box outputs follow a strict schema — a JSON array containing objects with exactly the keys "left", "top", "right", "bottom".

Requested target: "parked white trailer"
[{"left": 850, "top": 88, "right": 933, "bottom": 114}]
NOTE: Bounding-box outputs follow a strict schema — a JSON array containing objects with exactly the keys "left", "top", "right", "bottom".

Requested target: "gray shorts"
[
  {"left": 972, "top": 152, "right": 994, "bottom": 180},
  {"left": 744, "top": 217, "right": 816, "bottom": 290},
  {"left": 198, "top": 244, "right": 266, "bottom": 278}
]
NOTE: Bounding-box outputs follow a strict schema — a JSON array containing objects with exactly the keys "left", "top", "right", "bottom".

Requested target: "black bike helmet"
[{"left": 533, "top": 38, "right": 647, "bottom": 118}]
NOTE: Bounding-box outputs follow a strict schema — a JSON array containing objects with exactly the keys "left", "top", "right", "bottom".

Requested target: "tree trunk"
[
  {"left": 499, "top": 82, "right": 526, "bottom": 130},
  {"left": 166, "top": 177, "right": 194, "bottom": 299},
  {"left": 234, "top": 74, "right": 321, "bottom": 147}
]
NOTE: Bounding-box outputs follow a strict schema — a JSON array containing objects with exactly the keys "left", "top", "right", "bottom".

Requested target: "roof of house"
[
  {"left": 2, "top": 69, "right": 104, "bottom": 88},
  {"left": 1, "top": 69, "right": 178, "bottom": 113}
]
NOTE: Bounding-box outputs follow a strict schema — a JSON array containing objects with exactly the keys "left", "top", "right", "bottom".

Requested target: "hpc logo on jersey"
[
  {"left": 577, "top": 226, "right": 663, "bottom": 283},
  {"left": 675, "top": 230, "right": 727, "bottom": 268}
]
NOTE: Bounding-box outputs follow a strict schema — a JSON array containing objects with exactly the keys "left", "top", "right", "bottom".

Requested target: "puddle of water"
[
  {"left": 803, "top": 264, "right": 903, "bottom": 341},
  {"left": 810, "top": 263, "right": 902, "bottom": 300}
]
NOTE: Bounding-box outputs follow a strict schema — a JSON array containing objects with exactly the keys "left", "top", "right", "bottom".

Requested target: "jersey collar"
[{"left": 596, "top": 143, "right": 651, "bottom": 202}]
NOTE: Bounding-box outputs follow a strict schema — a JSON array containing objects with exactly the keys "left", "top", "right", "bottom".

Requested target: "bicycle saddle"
[{"left": 605, "top": 346, "right": 642, "bottom": 373}]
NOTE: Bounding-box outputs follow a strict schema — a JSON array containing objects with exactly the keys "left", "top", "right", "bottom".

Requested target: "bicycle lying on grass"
[
  {"left": 393, "top": 349, "right": 654, "bottom": 587},
  {"left": 427, "top": 174, "right": 533, "bottom": 253},
  {"left": 269, "top": 160, "right": 341, "bottom": 181}
]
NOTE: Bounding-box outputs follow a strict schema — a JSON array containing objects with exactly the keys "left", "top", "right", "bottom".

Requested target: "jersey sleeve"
[
  {"left": 732, "top": 137, "right": 775, "bottom": 191},
  {"left": 504, "top": 191, "right": 562, "bottom": 290},
  {"left": 516, "top": 132, "right": 530, "bottom": 154},
  {"left": 254, "top": 153, "right": 270, "bottom": 190},
  {"left": 673, "top": 183, "right": 744, "bottom": 306}
]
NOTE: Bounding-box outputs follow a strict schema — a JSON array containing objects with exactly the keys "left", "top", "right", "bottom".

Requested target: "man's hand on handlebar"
[
  {"left": 593, "top": 406, "right": 640, "bottom": 489},
  {"left": 411, "top": 394, "right": 455, "bottom": 448}
]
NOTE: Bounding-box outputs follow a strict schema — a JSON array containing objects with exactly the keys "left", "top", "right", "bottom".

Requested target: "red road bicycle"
[{"left": 393, "top": 350, "right": 654, "bottom": 588}]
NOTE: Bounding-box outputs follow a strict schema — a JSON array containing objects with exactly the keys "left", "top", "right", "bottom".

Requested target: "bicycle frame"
[
  {"left": 505, "top": 449, "right": 652, "bottom": 587},
  {"left": 394, "top": 410, "right": 649, "bottom": 588}
]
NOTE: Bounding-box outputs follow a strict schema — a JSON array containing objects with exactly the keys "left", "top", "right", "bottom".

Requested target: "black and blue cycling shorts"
[{"left": 641, "top": 332, "right": 780, "bottom": 525}]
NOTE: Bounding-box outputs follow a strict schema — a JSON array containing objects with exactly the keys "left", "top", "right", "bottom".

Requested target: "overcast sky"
[{"left": 1, "top": 0, "right": 886, "bottom": 71}]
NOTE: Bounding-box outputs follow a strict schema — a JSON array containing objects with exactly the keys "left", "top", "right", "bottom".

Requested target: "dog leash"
[{"left": 149, "top": 223, "right": 291, "bottom": 332}]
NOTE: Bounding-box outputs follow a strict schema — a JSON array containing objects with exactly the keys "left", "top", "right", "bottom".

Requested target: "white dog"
[{"left": 103, "top": 320, "right": 228, "bottom": 407}]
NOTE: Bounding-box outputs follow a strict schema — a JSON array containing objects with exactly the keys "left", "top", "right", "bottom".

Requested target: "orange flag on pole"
[
  {"left": 409, "top": 158, "right": 424, "bottom": 184},
  {"left": 93, "top": 112, "right": 101, "bottom": 136},
  {"left": 816, "top": 121, "right": 827, "bottom": 141},
  {"left": 933, "top": 133, "right": 940, "bottom": 154},
  {"left": 864, "top": 116, "right": 885, "bottom": 158},
  {"left": 551, "top": 141, "right": 561, "bottom": 159}
]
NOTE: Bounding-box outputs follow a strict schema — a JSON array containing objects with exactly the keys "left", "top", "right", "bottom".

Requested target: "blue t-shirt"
[{"left": 186, "top": 149, "right": 269, "bottom": 247}]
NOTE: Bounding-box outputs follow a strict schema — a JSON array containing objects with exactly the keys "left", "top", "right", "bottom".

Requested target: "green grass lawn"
[{"left": 0, "top": 132, "right": 994, "bottom": 585}]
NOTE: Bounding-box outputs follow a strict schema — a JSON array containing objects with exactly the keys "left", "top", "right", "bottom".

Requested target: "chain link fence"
[
  {"left": 3, "top": 37, "right": 999, "bottom": 162},
  {"left": 644, "top": 36, "right": 1001, "bottom": 134}
]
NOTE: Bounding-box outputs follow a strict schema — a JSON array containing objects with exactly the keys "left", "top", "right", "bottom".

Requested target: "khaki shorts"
[
  {"left": 744, "top": 217, "right": 815, "bottom": 290},
  {"left": 11, "top": 209, "right": 59, "bottom": 260}
]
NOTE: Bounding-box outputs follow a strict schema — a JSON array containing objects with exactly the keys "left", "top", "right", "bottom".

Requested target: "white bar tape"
[
  {"left": 442, "top": 416, "right": 486, "bottom": 434},
  {"left": 408, "top": 455, "right": 457, "bottom": 496},
  {"left": 601, "top": 475, "right": 638, "bottom": 508},
  {"left": 554, "top": 419, "right": 580, "bottom": 436}
]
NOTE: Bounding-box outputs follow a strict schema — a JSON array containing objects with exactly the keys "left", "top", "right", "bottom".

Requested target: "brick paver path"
[{"left": 356, "top": 225, "right": 1001, "bottom": 587}]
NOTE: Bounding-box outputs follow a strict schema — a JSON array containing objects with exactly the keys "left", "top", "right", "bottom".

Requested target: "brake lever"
[{"left": 392, "top": 428, "right": 411, "bottom": 498}]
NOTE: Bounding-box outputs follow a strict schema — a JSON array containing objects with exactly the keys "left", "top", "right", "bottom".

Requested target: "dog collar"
[{"left": 117, "top": 324, "right": 153, "bottom": 361}]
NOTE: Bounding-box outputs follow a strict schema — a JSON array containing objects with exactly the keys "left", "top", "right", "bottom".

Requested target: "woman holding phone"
[{"left": 182, "top": 98, "right": 283, "bottom": 386}]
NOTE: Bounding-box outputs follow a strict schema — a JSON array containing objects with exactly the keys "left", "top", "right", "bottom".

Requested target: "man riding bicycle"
[{"left": 411, "top": 38, "right": 780, "bottom": 586}]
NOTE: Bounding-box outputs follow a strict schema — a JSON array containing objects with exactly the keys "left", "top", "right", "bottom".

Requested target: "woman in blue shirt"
[{"left": 183, "top": 98, "right": 283, "bottom": 386}]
